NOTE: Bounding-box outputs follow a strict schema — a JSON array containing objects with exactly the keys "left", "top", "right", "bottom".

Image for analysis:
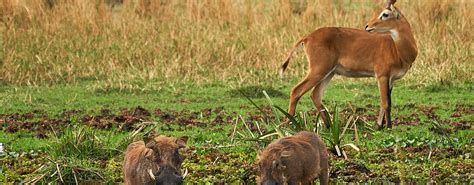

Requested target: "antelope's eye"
[{"left": 382, "top": 13, "right": 389, "bottom": 18}]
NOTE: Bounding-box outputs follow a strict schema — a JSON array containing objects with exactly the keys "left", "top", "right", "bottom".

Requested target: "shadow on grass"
[{"left": 228, "top": 85, "right": 286, "bottom": 98}]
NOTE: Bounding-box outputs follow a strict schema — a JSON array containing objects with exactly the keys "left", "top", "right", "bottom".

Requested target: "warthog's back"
[{"left": 260, "top": 131, "right": 328, "bottom": 183}]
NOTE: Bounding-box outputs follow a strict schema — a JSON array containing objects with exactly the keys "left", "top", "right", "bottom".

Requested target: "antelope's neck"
[{"left": 392, "top": 22, "right": 418, "bottom": 65}]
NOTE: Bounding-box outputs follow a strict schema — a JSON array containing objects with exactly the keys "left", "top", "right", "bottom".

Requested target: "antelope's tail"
[{"left": 279, "top": 38, "right": 305, "bottom": 78}]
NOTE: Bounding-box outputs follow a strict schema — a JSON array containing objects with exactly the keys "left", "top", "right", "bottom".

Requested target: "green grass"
[
  {"left": 1, "top": 78, "right": 472, "bottom": 114},
  {"left": 0, "top": 132, "right": 50, "bottom": 152},
  {"left": 1, "top": 79, "right": 472, "bottom": 183}
]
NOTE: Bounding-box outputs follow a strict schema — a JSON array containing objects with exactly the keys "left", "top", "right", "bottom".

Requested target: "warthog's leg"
[{"left": 319, "top": 167, "right": 329, "bottom": 185}]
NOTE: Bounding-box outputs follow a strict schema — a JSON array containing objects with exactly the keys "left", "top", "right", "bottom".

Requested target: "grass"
[
  {"left": 1, "top": 79, "right": 472, "bottom": 183},
  {"left": 0, "top": 132, "right": 50, "bottom": 152},
  {"left": 1, "top": 78, "right": 472, "bottom": 114}
]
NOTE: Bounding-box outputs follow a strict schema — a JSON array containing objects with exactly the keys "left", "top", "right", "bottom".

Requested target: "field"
[{"left": 1, "top": 0, "right": 473, "bottom": 184}]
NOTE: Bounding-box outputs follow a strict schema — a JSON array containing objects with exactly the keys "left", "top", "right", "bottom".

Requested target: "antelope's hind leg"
[
  {"left": 310, "top": 72, "right": 334, "bottom": 128},
  {"left": 287, "top": 73, "right": 321, "bottom": 116},
  {"left": 287, "top": 45, "right": 336, "bottom": 117}
]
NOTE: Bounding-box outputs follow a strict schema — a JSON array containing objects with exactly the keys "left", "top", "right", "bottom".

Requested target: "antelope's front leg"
[
  {"left": 387, "top": 85, "right": 393, "bottom": 128},
  {"left": 376, "top": 76, "right": 392, "bottom": 129},
  {"left": 377, "top": 108, "right": 385, "bottom": 130}
]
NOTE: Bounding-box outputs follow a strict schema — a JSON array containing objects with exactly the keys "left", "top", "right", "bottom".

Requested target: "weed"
[
  {"left": 319, "top": 106, "right": 360, "bottom": 158},
  {"left": 48, "top": 127, "right": 113, "bottom": 160},
  {"left": 236, "top": 90, "right": 361, "bottom": 159}
]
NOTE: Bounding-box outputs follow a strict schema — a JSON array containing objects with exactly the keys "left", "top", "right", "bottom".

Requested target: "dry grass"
[{"left": 1, "top": 0, "right": 472, "bottom": 87}]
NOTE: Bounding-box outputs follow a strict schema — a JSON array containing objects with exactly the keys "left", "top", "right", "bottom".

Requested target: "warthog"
[
  {"left": 123, "top": 132, "right": 189, "bottom": 185},
  {"left": 257, "top": 131, "right": 329, "bottom": 185}
]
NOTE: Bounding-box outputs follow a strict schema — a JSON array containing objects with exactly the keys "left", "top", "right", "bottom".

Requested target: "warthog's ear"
[
  {"left": 144, "top": 135, "right": 157, "bottom": 149},
  {"left": 145, "top": 148, "right": 160, "bottom": 161},
  {"left": 144, "top": 135, "right": 160, "bottom": 161},
  {"left": 272, "top": 160, "right": 286, "bottom": 171},
  {"left": 280, "top": 150, "right": 291, "bottom": 158},
  {"left": 256, "top": 150, "right": 262, "bottom": 160},
  {"left": 176, "top": 136, "right": 189, "bottom": 148}
]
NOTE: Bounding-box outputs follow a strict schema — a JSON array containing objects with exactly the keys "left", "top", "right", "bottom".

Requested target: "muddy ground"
[{"left": 0, "top": 105, "right": 473, "bottom": 183}]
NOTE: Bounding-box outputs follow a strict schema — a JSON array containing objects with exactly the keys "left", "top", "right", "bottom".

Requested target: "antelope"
[{"left": 281, "top": 0, "right": 417, "bottom": 129}]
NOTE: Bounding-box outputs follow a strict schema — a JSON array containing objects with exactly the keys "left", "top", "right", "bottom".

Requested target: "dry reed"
[{"left": 1, "top": 0, "right": 472, "bottom": 88}]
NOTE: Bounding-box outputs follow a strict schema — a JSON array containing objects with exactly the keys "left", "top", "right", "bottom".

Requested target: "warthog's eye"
[{"left": 174, "top": 149, "right": 184, "bottom": 163}]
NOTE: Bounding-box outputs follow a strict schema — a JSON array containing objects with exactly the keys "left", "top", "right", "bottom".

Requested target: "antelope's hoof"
[
  {"left": 282, "top": 118, "right": 291, "bottom": 125},
  {"left": 376, "top": 124, "right": 385, "bottom": 131},
  {"left": 322, "top": 119, "right": 331, "bottom": 129}
]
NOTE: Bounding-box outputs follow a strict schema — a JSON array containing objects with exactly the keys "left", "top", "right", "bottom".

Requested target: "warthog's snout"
[
  {"left": 262, "top": 179, "right": 278, "bottom": 185},
  {"left": 155, "top": 165, "right": 183, "bottom": 185}
]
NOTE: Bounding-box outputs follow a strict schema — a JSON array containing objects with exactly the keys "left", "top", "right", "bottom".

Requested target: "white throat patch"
[{"left": 390, "top": 29, "right": 399, "bottom": 41}]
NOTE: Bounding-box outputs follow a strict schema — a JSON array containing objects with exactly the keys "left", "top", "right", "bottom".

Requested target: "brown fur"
[
  {"left": 257, "top": 131, "right": 329, "bottom": 185},
  {"left": 281, "top": 1, "right": 417, "bottom": 129},
  {"left": 123, "top": 133, "right": 188, "bottom": 185}
]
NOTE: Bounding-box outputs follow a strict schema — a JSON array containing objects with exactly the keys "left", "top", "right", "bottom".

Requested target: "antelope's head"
[{"left": 365, "top": 0, "right": 402, "bottom": 33}]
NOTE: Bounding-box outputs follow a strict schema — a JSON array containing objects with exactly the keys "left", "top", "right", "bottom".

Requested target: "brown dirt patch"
[
  {"left": 451, "top": 104, "right": 474, "bottom": 118},
  {"left": 419, "top": 106, "right": 440, "bottom": 120},
  {"left": 330, "top": 161, "right": 373, "bottom": 182},
  {"left": 1, "top": 106, "right": 242, "bottom": 138},
  {"left": 155, "top": 107, "right": 235, "bottom": 128},
  {"left": 1, "top": 112, "right": 70, "bottom": 138},
  {"left": 394, "top": 113, "right": 421, "bottom": 126},
  {"left": 449, "top": 120, "right": 473, "bottom": 130},
  {"left": 1, "top": 106, "right": 154, "bottom": 137},
  {"left": 83, "top": 106, "right": 152, "bottom": 130}
]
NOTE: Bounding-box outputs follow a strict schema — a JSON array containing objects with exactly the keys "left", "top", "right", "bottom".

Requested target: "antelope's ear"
[
  {"left": 176, "top": 136, "right": 189, "bottom": 148},
  {"left": 390, "top": 4, "right": 400, "bottom": 19},
  {"left": 389, "top": 4, "right": 395, "bottom": 11}
]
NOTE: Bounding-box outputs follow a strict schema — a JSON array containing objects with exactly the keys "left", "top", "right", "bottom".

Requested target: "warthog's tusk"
[
  {"left": 148, "top": 169, "right": 156, "bottom": 180},
  {"left": 182, "top": 168, "right": 188, "bottom": 179}
]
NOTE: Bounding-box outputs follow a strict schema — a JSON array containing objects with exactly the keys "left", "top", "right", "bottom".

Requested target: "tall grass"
[
  {"left": 23, "top": 124, "right": 150, "bottom": 184},
  {"left": 1, "top": 0, "right": 472, "bottom": 87}
]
